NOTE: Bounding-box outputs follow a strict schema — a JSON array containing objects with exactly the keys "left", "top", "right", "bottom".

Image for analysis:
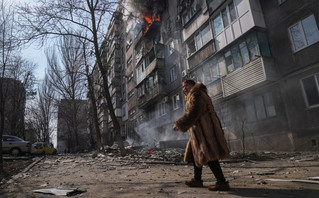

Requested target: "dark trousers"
[{"left": 194, "top": 160, "right": 226, "bottom": 183}]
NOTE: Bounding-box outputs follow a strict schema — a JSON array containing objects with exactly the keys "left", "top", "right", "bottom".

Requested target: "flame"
[{"left": 144, "top": 11, "right": 160, "bottom": 33}]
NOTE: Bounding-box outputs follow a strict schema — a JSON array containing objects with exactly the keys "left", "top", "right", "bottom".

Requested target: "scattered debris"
[
  {"left": 257, "top": 180, "right": 267, "bottom": 185},
  {"left": 33, "top": 188, "right": 86, "bottom": 196},
  {"left": 257, "top": 172, "right": 275, "bottom": 176},
  {"left": 308, "top": 177, "right": 319, "bottom": 181},
  {"left": 266, "top": 179, "right": 319, "bottom": 184}
]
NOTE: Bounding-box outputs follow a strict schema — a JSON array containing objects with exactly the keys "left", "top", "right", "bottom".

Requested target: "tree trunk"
[
  {"left": 84, "top": 53, "right": 102, "bottom": 152},
  {"left": 88, "top": 3, "right": 126, "bottom": 156}
]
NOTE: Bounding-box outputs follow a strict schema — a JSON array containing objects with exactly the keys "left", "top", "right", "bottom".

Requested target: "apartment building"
[
  {"left": 57, "top": 99, "right": 89, "bottom": 153},
  {"left": 0, "top": 78, "right": 26, "bottom": 138},
  {"left": 98, "top": 0, "right": 319, "bottom": 151},
  {"left": 178, "top": 0, "right": 319, "bottom": 151}
]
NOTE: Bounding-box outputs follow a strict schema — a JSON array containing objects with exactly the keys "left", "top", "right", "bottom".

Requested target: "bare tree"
[
  {"left": 26, "top": 74, "right": 55, "bottom": 144},
  {"left": 0, "top": 0, "right": 36, "bottom": 174},
  {"left": 81, "top": 40, "right": 103, "bottom": 152},
  {"left": 17, "top": 0, "right": 126, "bottom": 155},
  {"left": 46, "top": 35, "right": 87, "bottom": 152}
]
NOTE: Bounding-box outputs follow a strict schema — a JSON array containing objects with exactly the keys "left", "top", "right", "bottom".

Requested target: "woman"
[{"left": 173, "top": 79, "right": 230, "bottom": 191}]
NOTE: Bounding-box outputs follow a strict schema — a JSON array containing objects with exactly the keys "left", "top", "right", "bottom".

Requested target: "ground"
[{"left": 0, "top": 149, "right": 319, "bottom": 198}]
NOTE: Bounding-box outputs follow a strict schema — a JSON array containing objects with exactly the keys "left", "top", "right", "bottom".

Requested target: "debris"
[
  {"left": 178, "top": 191, "right": 186, "bottom": 195},
  {"left": 296, "top": 156, "right": 319, "bottom": 162},
  {"left": 266, "top": 179, "right": 319, "bottom": 184},
  {"left": 257, "top": 180, "right": 267, "bottom": 185},
  {"left": 257, "top": 172, "right": 275, "bottom": 176},
  {"left": 308, "top": 177, "right": 319, "bottom": 181},
  {"left": 33, "top": 188, "right": 86, "bottom": 196}
]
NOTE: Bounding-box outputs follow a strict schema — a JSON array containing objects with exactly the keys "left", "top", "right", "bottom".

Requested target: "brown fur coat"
[{"left": 175, "top": 82, "right": 230, "bottom": 167}]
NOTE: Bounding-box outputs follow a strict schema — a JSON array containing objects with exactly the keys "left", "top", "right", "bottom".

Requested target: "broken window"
[{"left": 301, "top": 74, "right": 319, "bottom": 107}]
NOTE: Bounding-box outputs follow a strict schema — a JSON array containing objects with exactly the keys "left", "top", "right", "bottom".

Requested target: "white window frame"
[
  {"left": 187, "top": 23, "right": 213, "bottom": 57},
  {"left": 288, "top": 14, "right": 319, "bottom": 52},
  {"left": 158, "top": 100, "right": 167, "bottom": 116},
  {"left": 172, "top": 93, "right": 181, "bottom": 110}
]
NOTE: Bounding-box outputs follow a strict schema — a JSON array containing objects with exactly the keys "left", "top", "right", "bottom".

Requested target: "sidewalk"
[{"left": 1, "top": 151, "right": 319, "bottom": 198}]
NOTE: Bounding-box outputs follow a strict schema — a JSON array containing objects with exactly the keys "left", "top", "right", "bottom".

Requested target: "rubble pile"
[{"left": 116, "top": 147, "right": 185, "bottom": 164}]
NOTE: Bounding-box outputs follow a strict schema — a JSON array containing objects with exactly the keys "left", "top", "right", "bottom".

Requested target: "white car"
[{"left": 2, "top": 135, "right": 31, "bottom": 156}]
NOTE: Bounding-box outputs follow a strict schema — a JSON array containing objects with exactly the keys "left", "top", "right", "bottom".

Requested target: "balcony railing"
[
  {"left": 138, "top": 83, "right": 167, "bottom": 109},
  {"left": 221, "top": 57, "right": 277, "bottom": 97}
]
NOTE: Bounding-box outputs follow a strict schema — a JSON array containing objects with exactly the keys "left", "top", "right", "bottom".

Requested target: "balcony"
[
  {"left": 187, "top": 41, "right": 216, "bottom": 70},
  {"left": 221, "top": 57, "right": 277, "bottom": 97},
  {"left": 138, "top": 83, "right": 167, "bottom": 109}
]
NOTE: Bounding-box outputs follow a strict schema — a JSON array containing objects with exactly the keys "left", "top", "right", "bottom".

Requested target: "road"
[{"left": 0, "top": 150, "right": 319, "bottom": 198}]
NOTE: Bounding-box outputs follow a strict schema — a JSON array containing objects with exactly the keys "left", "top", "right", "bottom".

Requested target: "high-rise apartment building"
[{"left": 98, "top": 0, "right": 319, "bottom": 151}]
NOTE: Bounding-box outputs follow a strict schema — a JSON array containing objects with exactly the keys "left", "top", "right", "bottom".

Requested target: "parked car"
[
  {"left": 2, "top": 135, "right": 31, "bottom": 156},
  {"left": 31, "top": 142, "right": 57, "bottom": 155}
]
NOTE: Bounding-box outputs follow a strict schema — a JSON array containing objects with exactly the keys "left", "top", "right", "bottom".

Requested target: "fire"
[{"left": 143, "top": 11, "right": 160, "bottom": 33}]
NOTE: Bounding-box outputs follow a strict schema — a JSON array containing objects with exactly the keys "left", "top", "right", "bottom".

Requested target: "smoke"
[{"left": 131, "top": 108, "right": 188, "bottom": 148}]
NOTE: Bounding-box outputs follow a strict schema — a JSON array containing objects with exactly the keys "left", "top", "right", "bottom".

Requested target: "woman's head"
[{"left": 182, "top": 79, "right": 196, "bottom": 95}]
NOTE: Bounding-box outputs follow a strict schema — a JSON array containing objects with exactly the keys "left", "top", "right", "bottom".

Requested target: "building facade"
[
  {"left": 98, "top": 0, "right": 319, "bottom": 151},
  {"left": 57, "top": 99, "right": 89, "bottom": 153},
  {"left": 0, "top": 78, "right": 26, "bottom": 138}
]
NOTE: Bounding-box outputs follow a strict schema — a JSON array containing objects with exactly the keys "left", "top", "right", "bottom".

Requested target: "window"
[
  {"left": 129, "top": 108, "right": 136, "bottom": 116},
  {"left": 213, "top": 1, "right": 238, "bottom": 36},
  {"left": 222, "top": 9, "right": 229, "bottom": 27},
  {"left": 229, "top": 2, "right": 237, "bottom": 22},
  {"left": 127, "top": 72, "right": 134, "bottom": 82},
  {"left": 213, "top": 14, "right": 223, "bottom": 36},
  {"left": 182, "top": 3, "right": 200, "bottom": 26},
  {"left": 126, "top": 39, "right": 132, "bottom": 51},
  {"left": 202, "top": 57, "right": 220, "bottom": 84},
  {"left": 127, "top": 55, "right": 132, "bottom": 67},
  {"left": 245, "top": 92, "right": 276, "bottom": 122},
  {"left": 158, "top": 99, "right": 167, "bottom": 116},
  {"left": 225, "top": 33, "right": 260, "bottom": 73},
  {"left": 187, "top": 24, "right": 213, "bottom": 57},
  {"left": 128, "top": 89, "right": 134, "bottom": 99},
  {"left": 137, "top": 85, "right": 145, "bottom": 97},
  {"left": 301, "top": 74, "right": 319, "bottom": 107},
  {"left": 289, "top": 14, "right": 319, "bottom": 52},
  {"left": 172, "top": 94, "right": 181, "bottom": 110},
  {"left": 170, "top": 65, "right": 177, "bottom": 82},
  {"left": 168, "top": 40, "right": 175, "bottom": 55}
]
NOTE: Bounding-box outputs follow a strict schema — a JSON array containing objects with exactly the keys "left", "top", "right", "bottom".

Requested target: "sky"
[
  {"left": 22, "top": 46, "right": 47, "bottom": 80},
  {"left": 11, "top": 0, "right": 47, "bottom": 81}
]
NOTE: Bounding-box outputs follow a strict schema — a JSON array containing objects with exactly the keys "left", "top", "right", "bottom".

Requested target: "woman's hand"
[{"left": 173, "top": 123, "right": 179, "bottom": 131}]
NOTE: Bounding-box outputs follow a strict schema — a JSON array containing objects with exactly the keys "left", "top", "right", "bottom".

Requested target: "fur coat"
[{"left": 174, "top": 82, "right": 230, "bottom": 167}]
